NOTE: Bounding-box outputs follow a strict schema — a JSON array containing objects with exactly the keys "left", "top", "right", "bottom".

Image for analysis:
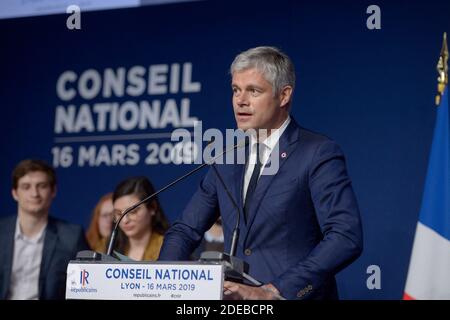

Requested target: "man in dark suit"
[
  {"left": 0, "top": 159, "right": 89, "bottom": 300},
  {"left": 159, "top": 46, "right": 363, "bottom": 300}
]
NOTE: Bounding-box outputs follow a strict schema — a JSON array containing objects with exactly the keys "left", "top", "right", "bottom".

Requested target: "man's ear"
[
  {"left": 11, "top": 188, "right": 18, "bottom": 201},
  {"left": 279, "top": 86, "right": 293, "bottom": 108}
]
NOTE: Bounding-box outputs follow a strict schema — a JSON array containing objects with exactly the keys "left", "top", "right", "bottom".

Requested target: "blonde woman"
[{"left": 86, "top": 193, "right": 114, "bottom": 253}]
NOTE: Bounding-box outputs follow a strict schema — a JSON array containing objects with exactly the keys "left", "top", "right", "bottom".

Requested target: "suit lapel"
[
  {"left": 242, "top": 120, "right": 301, "bottom": 245},
  {"left": 39, "top": 217, "right": 57, "bottom": 298}
]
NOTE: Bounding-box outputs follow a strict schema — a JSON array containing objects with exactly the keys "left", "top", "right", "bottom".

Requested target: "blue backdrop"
[{"left": 1, "top": 0, "right": 449, "bottom": 299}]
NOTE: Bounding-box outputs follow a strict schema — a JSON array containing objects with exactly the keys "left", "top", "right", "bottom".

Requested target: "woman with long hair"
[
  {"left": 86, "top": 192, "right": 114, "bottom": 253},
  {"left": 112, "top": 176, "right": 169, "bottom": 261}
]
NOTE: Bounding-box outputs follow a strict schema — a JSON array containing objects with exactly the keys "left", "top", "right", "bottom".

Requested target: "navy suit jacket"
[
  {"left": 0, "top": 215, "right": 89, "bottom": 300},
  {"left": 159, "top": 119, "right": 363, "bottom": 300}
]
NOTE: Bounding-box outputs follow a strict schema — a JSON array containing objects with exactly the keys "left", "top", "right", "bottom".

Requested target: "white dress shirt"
[
  {"left": 8, "top": 218, "right": 47, "bottom": 300},
  {"left": 243, "top": 116, "right": 291, "bottom": 203}
]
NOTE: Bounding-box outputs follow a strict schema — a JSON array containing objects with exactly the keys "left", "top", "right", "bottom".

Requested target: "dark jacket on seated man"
[{"left": 0, "top": 215, "right": 89, "bottom": 300}]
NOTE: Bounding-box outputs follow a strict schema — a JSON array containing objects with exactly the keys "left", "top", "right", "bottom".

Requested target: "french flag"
[{"left": 404, "top": 87, "right": 450, "bottom": 300}]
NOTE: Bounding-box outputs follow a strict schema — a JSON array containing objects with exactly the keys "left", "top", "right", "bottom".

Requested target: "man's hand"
[{"left": 223, "top": 281, "right": 283, "bottom": 300}]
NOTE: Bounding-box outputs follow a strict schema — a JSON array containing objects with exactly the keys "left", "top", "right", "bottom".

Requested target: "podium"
[{"left": 66, "top": 259, "right": 224, "bottom": 300}]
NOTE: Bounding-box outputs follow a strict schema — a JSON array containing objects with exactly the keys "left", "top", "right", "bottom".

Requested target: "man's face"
[
  {"left": 12, "top": 171, "right": 56, "bottom": 217},
  {"left": 232, "top": 68, "right": 289, "bottom": 132}
]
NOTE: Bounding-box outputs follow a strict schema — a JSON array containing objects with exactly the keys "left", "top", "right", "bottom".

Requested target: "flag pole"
[{"left": 435, "top": 32, "right": 448, "bottom": 106}]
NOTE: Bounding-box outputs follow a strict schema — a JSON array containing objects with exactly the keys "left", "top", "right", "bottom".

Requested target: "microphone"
[
  {"left": 202, "top": 139, "right": 288, "bottom": 300},
  {"left": 205, "top": 137, "right": 242, "bottom": 257},
  {"left": 199, "top": 137, "right": 263, "bottom": 286},
  {"left": 76, "top": 138, "right": 247, "bottom": 262},
  {"left": 75, "top": 136, "right": 281, "bottom": 297},
  {"left": 103, "top": 139, "right": 247, "bottom": 257}
]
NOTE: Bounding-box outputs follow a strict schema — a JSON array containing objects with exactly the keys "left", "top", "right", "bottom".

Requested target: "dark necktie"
[{"left": 244, "top": 143, "right": 262, "bottom": 223}]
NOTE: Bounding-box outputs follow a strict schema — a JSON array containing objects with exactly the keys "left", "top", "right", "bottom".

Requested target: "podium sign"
[{"left": 66, "top": 261, "right": 224, "bottom": 300}]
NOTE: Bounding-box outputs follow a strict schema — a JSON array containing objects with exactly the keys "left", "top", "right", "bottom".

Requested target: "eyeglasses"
[{"left": 113, "top": 208, "right": 140, "bottom": 222}]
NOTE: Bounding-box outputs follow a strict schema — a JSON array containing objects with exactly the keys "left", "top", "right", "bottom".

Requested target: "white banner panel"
[{"left": 66, "top": 261, "right": 224, "bottom": 300}]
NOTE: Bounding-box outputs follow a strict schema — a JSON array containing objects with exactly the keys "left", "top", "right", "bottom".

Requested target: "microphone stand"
[
  {"left": 198, "top": 138, "right": 263, "bottom": 286},
  {"left": 74, "top": 137, "right": 285, "bottom": 299},
  {"left": 76, "top": 139, "right": 246, "bottom": 262},
  {"left": 200, "top": 141, "right": 288, "bottom": 300}
]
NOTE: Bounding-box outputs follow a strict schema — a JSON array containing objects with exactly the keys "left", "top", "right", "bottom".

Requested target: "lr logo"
[{"left": 80, "top": 269, "right": 89, "bottom": 286}]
